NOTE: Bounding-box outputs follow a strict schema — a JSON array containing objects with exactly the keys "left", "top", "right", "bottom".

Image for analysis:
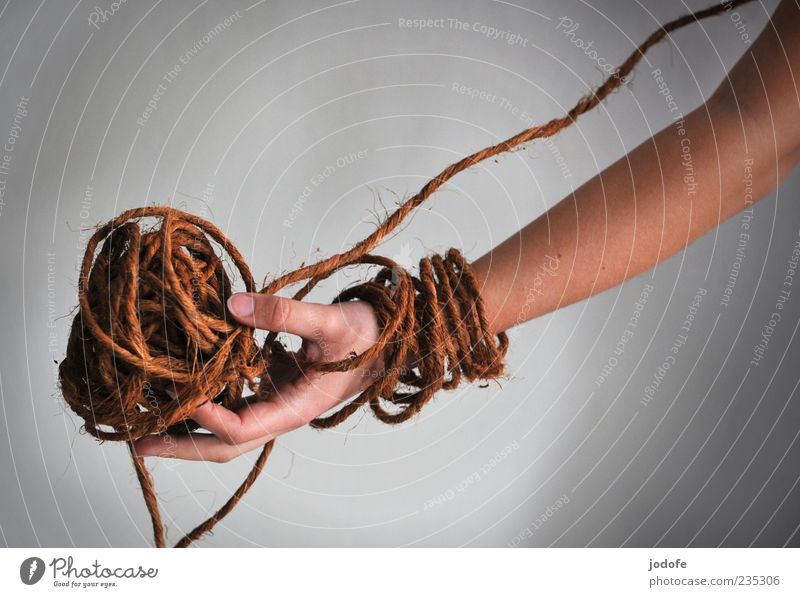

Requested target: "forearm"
[{"left": 473, "top": 0, "right": 800, "bottom": 335}]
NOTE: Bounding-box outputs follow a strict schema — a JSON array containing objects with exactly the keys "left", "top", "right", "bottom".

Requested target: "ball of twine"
[
  {"left": 60, "top": 208, "right": 263, "bottom": 442},
  {"left": 58, "top": 0, "right": 752, "bottom": 547}
]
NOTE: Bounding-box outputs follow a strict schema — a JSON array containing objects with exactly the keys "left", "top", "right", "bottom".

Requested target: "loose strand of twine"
[
  {"left": 59, "top": 0, "right": 754, "bottom": 548},
  {"left": 128, "top": 443, "right": 165, "bottom": 548},
  {"left": 258, "top": 0, "right": 755, "bottom": 301}
]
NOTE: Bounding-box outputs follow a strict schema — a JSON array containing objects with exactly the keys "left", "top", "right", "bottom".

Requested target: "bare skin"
[{"left": 134, "top": 0, "right": 800, "bottom": 463}]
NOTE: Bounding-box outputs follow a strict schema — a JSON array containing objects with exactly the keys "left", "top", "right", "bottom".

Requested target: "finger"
[
  {"left": 133, "top": 371, "right": 357, "bottom": 461},
  {"left": 132, "top": 432, "right": 272, "bottom": 463},
  {"left": 227, "top": 293, "right": 340, "bottom": 338},
  {"left": 188, "top": 379, "right": 331, "bottom": 445}
]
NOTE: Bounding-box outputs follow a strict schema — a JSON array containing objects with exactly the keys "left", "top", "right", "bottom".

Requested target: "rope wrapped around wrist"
[{"left": 310, "top": 248, "right": 508, "bottom": 429}]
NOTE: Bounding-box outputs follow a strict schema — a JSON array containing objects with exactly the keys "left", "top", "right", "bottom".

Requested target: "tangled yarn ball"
[{"left": 59, "top": 208, "right": 265, "bottom": 442}]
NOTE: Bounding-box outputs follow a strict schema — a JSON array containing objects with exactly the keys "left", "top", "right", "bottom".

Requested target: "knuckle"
[
  {"left": 329, "top": 301, "right": 372, "bottom": 340},
  {"left": 220, "top": 427, "right": 243, "bottom": 445},
  {"left": 212, "top": 451, "right": 233, "bottom": 464},
  {"left": 259, "top": 297, "right": 291, "bottom": 329},
  {"left": 322, "top": 309, "right": 345, "bottom": 338}
]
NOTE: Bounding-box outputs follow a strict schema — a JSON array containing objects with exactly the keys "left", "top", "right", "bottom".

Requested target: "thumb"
[{"left": 227, "top": 293, "right": 336, "bottom": 338}]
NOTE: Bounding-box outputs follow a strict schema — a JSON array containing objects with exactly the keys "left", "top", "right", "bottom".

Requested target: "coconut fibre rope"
[{"left": 58, "top": 0, "right": 754, "bottom": 547}]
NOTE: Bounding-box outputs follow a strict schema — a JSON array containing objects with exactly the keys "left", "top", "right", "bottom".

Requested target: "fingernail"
[{"left": 228, "top": 293, "right": 254, "bottom": 317}]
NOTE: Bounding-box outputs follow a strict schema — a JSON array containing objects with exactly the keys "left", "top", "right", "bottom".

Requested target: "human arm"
[
  {"left": 133, "top": 0, "right": 800, "bottom": 461},
  {"left": 473, "top": 0, "right": 800, "bottom": 333}
]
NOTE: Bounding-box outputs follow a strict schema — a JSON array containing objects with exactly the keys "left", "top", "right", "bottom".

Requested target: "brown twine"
[{"left": 58, "top": 0, "right": 753, "bottom": 547}]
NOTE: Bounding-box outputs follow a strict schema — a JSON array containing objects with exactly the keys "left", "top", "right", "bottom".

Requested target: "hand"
[{"left": 133, "top": 293, "right": 381, "bottom": 462}]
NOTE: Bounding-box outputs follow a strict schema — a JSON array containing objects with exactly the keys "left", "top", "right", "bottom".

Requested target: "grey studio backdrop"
[{"left": 0, "top": 0, "right": 798, "bottom": 548}]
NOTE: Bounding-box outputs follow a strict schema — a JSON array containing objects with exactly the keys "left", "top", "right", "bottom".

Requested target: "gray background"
[{"left": 1, "top": 0, "right": 798, "bottom": 547}]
